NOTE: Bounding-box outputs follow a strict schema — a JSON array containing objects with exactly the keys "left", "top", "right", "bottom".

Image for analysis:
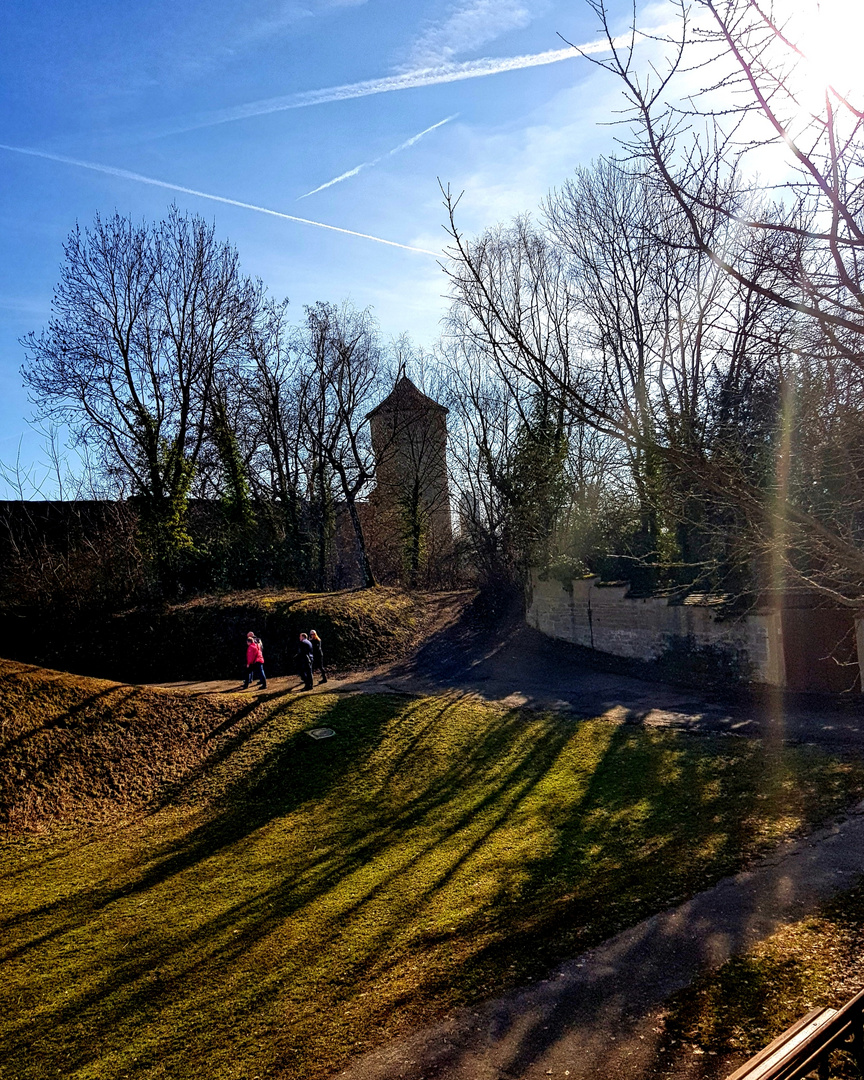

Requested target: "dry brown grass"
[
  {"left": 649, "top": 882, "right": 864, "bottom": 1079},
  {"left": 0, "top": 660, "right": 245, "bottom": 831}
]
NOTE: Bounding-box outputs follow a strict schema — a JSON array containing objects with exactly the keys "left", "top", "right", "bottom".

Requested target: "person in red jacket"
[{"left": 243, "top": 631, "right": 267, "bottom": 689}]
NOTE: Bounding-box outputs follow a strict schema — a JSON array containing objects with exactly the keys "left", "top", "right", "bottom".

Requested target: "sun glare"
[{"left": 774, "top": 0, "right": 864, "bottom": 99}]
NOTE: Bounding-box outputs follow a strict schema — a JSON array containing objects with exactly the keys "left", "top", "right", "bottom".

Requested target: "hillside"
[
  {"left": 0, "top": 585, "right": 436, "bottom": 684},
  {"left": 4, "top": 666, "right": 864, "bottom": 1080},
  {"left": 0, "top": 589, "right": 475, "bottom": 832},
  {"left": 0, "top": 660, "right": 247, "bottom": 831}
]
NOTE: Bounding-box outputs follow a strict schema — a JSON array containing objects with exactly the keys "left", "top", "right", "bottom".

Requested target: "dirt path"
[{"left": 155, "top": 603, "right": 864, "bottom": 753}]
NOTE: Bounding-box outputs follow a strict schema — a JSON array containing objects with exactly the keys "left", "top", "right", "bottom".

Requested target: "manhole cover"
[{"left": 307, "top": 727, "right": 336, "bottom": 740}]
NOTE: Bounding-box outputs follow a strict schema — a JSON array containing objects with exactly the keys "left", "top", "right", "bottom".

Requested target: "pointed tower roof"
[{"left": 366, "top": 375, "right": 448, "bottom": 419}]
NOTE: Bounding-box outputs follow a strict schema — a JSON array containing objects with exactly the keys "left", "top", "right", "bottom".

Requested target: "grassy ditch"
[
  {"left": 654, "top": 880, "right": 864, "bottom": 1079},
  {"left": 0, "top": 585, "right": 429, "bottom": 683},
  {"left": 3, "top": 686, "right": 864, "bottom": 1080}
]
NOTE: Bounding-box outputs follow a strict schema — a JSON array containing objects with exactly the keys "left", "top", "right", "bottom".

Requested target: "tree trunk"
[{"left": 346, "top": 497, "right": 377, "bottom": 588}]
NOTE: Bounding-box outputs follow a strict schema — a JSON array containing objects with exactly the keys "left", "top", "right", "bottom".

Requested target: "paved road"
[
  {"left": 160, "top": 617, "right": 864, "bottom": 752},
  {"left": 345, "top": 621, "right": 864, "bottom": 752},
  {"left": 334, "top": 802, "right": 864, "bottom": 1080},
  {"left": 153, "top": 608, "right": 864, "bottom": 1079}
]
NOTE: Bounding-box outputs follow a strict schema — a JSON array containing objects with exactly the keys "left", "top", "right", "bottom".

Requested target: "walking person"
[
  {"left": 309, "top": 629, "right": 328, "bottom": 684},
  {"left": 243, "top": 631, "right": 267, "bottom": 690},
  {"left": 296, "top": 633, "right": 314, "bottom": 691}
]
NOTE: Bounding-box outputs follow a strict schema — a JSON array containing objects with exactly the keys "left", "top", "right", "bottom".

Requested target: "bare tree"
[
  {"left": 577, "top": 0, "right": 864, "bottom": 358},
  {"left": 569, "top": 0, "right": 864, "bottom": 602},
  {"left": 297, "top": 302, "right": 389, "bottom": 589},
  {"left": 243, "top": 300, "right": 300, "bottom": 503},
  {"left": 21, "top": 207, "right": 263, "bottom": 567},
  {"left": 234, "top": 297, "right": 319, "bottom": 582},
  {"left": 442, "top": 158, "right": 809, "bottom": 596},
  {"left": 546, "top": 160, "right": 797, "bottom": 586}
]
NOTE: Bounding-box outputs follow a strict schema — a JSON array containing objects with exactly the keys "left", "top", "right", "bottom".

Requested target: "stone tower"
[{"left": 366, "top": 376, "right": 452, "bottom": 577}]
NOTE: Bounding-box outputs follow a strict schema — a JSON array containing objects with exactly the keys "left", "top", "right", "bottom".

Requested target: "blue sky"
[{"left": 0, "top": 0, "right": 657, "bottom": 493}]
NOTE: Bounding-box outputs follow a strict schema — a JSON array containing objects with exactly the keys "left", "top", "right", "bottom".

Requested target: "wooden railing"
[{"left": 727, "top": 988, "right": 864, "bottom": 1080}]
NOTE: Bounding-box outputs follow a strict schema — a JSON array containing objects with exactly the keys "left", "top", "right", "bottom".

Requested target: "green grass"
[
  {"left": 2, "top": 692, "right": 863, "bottom": 1080},
  {"left": 658, "top": 880, "right": 864, "bottom": 1078}
]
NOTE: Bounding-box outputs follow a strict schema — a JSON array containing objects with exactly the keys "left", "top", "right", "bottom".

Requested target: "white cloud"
[
  {"left": 405, "top": 61, "right": 649, "bottom": 251},
  {"left": 406, "top": 0, "right": 539, "bottom": 68},
  {"left": 240, "top": 0, "right": 369, "bottom": 43}
]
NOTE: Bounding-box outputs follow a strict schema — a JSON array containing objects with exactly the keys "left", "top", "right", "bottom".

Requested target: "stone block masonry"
[{"left": 527, "top": 572, "right": 792, "bottom": 687}]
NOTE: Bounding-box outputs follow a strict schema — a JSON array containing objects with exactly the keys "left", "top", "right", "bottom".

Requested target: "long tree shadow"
[
  {"left": 0, "top": 682, "right": 126, "bottom": 754},
  {"left": 1, "top": 692, "right": 402, "bottom": 935},
  {"left": 2, "top": 694, "right": 577, "bottom": 1078},
  {"left": 3, "top": 698, "right": 856, "bottom": 1080},
  {"left": 390, "top": 589, "right": 524, "bottom": 682},
  {"left": 410, "top": 727, "right": 852, "bottom": 1080}
]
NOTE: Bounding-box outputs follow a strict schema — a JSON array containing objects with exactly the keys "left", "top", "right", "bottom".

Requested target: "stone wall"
[{"left": 527, "top": 572, "right": 785, "bottom": 685}]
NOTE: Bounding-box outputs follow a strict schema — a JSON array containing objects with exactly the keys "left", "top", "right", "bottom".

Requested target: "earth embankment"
[
  {"left": 0, "top": 659, "right": 249, "bottom": 832},
  {"left": 0, "top": 585, "right": 447, "bottom": 683},
  {"left": 0, "top": 589, "right": 476, "bottom": 833}
]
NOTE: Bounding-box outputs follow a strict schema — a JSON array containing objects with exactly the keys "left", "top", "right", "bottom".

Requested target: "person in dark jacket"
[
  {"left": 309, "top": 629, "right": 328, "bottom": 684},
  {"left": 243, "top": 631, "right": 267, "bottom": 689},
  {"left": 296, "top": 633, "right": 314, "bottom": 691}
]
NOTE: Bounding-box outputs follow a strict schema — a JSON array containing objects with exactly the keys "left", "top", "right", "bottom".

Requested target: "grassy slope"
[
  {"left": 1, "top": 585, "right": 430, "bottom": 683},
  {"left": 653, "top": 882, "right": 864, "bottom": 1079},
  {"left": 0, "top": 584, "right": 437, "bottom": 829},
  {"left": 3, "top": 665, "right": 864, "bottom": 1080},
  {"left": 0, "top": 659, "right": 246, "bottom": 831}
]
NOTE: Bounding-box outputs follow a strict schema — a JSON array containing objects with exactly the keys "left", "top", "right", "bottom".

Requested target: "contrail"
[
  {"left": 300, "top": 114, "right": 457, "bottom": 199},
  {"left": 152, "top": 34, "right": 640, "bottom": 136},
  {"left": 300, "top": 163, "right": 369, "bottom": 199},
  {"left": 391, "top": 114, "right": 457, "bottom": 152},
  {"left": 0, "top": 143, "right": 440, "bottom": 256}
]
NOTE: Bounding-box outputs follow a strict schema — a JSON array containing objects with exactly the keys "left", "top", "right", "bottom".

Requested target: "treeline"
[
  {"left": 10, "top": 0, "right": 864, "bottom": 612},
  {"left": 439, "top": 0, "right": 864, "bottom": 608},
  {"left": 0, "top": 499, "right": 347, "bottom": 613},
  {"left": 16, "top": 210, "right": 407, "bottom": 601}
]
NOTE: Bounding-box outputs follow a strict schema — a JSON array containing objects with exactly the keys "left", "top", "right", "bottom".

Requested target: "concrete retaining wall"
[{"left": 527, "top": 572, "right": 785, "bottom": 685}]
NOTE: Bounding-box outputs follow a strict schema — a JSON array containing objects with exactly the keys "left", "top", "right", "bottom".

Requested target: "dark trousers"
[
  {"left": 244, "top": 661, "right": 266, "bottom": 688},
  {"left": 312, "top": 650, "right": 327, "bottom": 681},
  {"left": 299, "top": 655, "right": 313, "bottom": 689}
]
